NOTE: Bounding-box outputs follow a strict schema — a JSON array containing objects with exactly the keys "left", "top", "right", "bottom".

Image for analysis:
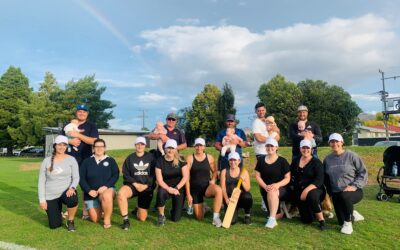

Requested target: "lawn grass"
[{"left": 0, "top": 147, "right": 399, "bottom": 249}]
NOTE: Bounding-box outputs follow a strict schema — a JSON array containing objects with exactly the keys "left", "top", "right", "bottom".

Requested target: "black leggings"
[
  {"left": 156, "top": 187, "right": 184, "bottom": 222},
  {"left": 293, "top": 188, "right": 325, "bottom": 223},
  {"left": 331, "top": 189, "right": 363, "bottom": 225},
  {"left": 46, "top": 190, "right": 78, "bottom": 229},
  {"left": 224, "top": 191, "right": 253, "bottom": 224}
]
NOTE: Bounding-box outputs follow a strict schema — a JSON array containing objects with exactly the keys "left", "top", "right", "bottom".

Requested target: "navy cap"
[
  {"left": 226, "top": 114, "right": 235, "bottom": 121},
  {"left": 77, "top": 104, "right": 89, "bottom": 111}
]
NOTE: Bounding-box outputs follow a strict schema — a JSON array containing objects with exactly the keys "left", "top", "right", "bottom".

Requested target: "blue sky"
[{"left": 1, "top": 0, "right": 400, "bottom": 130}]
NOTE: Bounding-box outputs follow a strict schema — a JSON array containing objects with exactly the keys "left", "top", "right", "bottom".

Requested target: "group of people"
[{"left": 38, "top": 102, "right": 368, "bottom": 235}]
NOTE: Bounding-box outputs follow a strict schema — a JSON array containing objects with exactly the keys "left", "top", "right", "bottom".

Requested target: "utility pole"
[{"left": 138, "top": 109, "right": 148, "bottom": 131}]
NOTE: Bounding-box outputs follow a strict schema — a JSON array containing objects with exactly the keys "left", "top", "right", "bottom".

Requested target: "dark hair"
[
  {"left": 93, "top": 138, "right": 106, "bottom": 147},
  {"left": 254, "top": 102, "right": 265, "bottom": 110},
  {"left": 49, "top": 144, "right": 57, "bottom": 172}
]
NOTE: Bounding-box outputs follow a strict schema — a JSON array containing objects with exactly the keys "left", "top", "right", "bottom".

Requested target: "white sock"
[
  {"left": 245, "top": 213, "right": 251, "bottom": 217},
  {"left": 213, "top": 213, "right": 220, "bottom": 219}
]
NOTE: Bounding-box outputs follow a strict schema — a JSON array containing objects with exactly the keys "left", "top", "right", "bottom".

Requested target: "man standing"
[
  {"left": 148, "top": 113, "right": 187, "bottom": 156},
  {"left": 214, "top": 114, "right": 248, "bottom": 171},
  {"left": 289, "top": 105, "right": 322, "bottom": 159}
]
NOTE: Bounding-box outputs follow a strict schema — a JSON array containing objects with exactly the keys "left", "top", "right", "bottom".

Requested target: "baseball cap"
[
  {"left": 165, "top": 139, "right": 177, "bottom": 149},
  {"left": 76, "top": 104, "right": 89, "bottom": 112},
  {"left": 54, "top": 135, "right": 69, "bottom": 145},
  {"left": 300, "top": 139, "right": 312, "bottom": 148},
  {"left": 228, "top": 151, "right": 241, "bottom": 160},
  {"left": 265, "top": 138, "right": 279, "bottom": 147},
  {"left": 328, "top": 133, "right": 343, "bottom": 142},
  {"left": 297, "top": 105, "right": 308, "bottom": 112},
  {"left": 194, "top": 138, "right": 205, "bottom": 146},
  {"left": 135, "top": 136, "right": 147, "bottom": 145},
  {"left": 166, "top": 113, "right": 177, "bottom": 120},
  {"left": 226, "top": 114, "right": 235, "bottom": 121}
]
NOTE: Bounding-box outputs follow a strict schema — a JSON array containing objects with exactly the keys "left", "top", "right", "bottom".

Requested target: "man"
[
  {"left": 252, "top": 102, "right": 280, "bottom": 161},
  {"left": 148, "top": 112, "right": 187, "bottom": 156},
  {"left": 214, "top": 114, "right": 248, "bottom": 171},
  {"left": 289, "top": 105, "right": 322, "bottom": 159}
]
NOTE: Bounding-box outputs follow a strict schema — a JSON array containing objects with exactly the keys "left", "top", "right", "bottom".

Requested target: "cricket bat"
[{"left": 222, "top": 167, "right": 246, "bottom": 228}]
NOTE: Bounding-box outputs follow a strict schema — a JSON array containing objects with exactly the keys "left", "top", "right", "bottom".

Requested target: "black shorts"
[
  {"left": 126, "top": 184, "right": 154, "bottom": 209},
  {"left": 190, "top": 183, "right": 209, "bottom": 204}
]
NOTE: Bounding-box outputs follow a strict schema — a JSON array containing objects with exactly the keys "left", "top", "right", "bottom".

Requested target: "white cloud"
[
  {"left": 351, "top": 94, "right": 380, "bottom": 101},
  {"left": 138, "top": 92, "right": 179, "bottom": 102},
  {"left": 98, "top": 78, "right": 147, "bottom": 88},
  {"left": 108, "top": 118, "right": 142, "bottom": 131}
]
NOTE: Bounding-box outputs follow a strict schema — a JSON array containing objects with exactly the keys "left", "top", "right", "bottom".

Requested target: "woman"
[
  {"left": 323, "top": 133, "right": 367, "bottom": 235},
  {"left": 255, "top": 138, "right": 290, "bottom": 229},
  {"left": 79, "top": 139, "right": 119, "bottom": 229},
  {"left": 221, "top": 151, "right": 252, "bottom": 225},
  {"left": 290, "top": 139, "right": 326, "bottom": 230},
  {"left": 185, "top": 138, "right": 223, "bottom": 227},
  {"left": 117, "top": 136, "right": 156, "bottom": 230},
  {"left": 38, "top": 135, "right": 79, "bottom": 232},
  {"left": 155, "top": 139, "right": 189, "bottom": 226}
]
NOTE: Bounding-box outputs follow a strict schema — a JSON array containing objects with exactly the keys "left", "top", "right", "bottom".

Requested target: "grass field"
[{"left": 0, "top": 146, "right": 399, "bottom": 250}]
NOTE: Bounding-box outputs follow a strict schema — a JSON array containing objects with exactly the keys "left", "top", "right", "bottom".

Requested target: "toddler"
[
  {"left": 265, "top": 116, "right": 278, "bottom": 139},
  {"left": 297, "top": 120, "right": 316, "bottom": 147},
  {"left": 153, "top": 121, "right": 168, "bottom": 155},
  {"left": 221, "top": 127, "right": 243, "bottom": 157},
  {"left": 63, "top": 119, "right": 82, "bottom": 152}
]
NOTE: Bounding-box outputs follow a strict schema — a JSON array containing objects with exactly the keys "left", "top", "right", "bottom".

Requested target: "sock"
[
  {"left": 213, "top": 213, "right": 220, "bottom": 219},
  {"left": 245, "top": 213, "right": 251, "bottom": 217},
  {"left": 122, "top": 215, "right": 128, "bottom": 220}
]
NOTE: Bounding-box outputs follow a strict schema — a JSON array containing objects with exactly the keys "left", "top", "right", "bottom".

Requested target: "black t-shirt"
[
  {"left": 122, "top": 152, "right": 156, "bottom": 189},
  {"left": 288, "top": 120, "right": 322, "bottom": 156},
  {"left": 290, "top": 157, "right": 324, "bottom": 192},
  {"left": 255, "top": 156, "right": 290, "bottom": 185},
  {"left": 156, "top": 157, "right": 187, "bottom": 187}
]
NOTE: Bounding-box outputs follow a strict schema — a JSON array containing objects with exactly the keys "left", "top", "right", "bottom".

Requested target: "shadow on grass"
[{"left": 0, "top": 181, "right": 47, "bottom": 227}]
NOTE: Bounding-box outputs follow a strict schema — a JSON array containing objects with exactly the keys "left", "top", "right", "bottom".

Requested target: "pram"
[{"left": 376, "top": 146, "right": 400, "bottom": 202}]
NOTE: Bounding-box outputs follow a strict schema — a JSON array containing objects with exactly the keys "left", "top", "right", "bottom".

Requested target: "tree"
[
  {"left": 257, "top": 74, "right": 302, "bottom": 144},
  {"left": 217, "top": 83, "right": 236, "bottom": 131},
  {"left": 297, "top": 79, "right": 362, "bottom": 144},
  {"left": 186, "top": 84, "right": 221, "bottom": 142},
  {"left": 374, "top": 112, "right": 400, "bottom": 126},
  {"left": 0, "top": 66, "right": 31, "bottom": 154}
]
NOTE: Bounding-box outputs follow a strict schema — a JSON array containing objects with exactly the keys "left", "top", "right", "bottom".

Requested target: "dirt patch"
[{"left": 19, "top": 163, "right": 40, "bottom": 171}]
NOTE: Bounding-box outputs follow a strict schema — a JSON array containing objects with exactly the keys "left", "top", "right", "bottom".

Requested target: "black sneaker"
[
  {"left": 157, "top": 214, "right": 166, "bottom": 227},
  {"left": 319, "top": 220, "right": 327, "bottom": 231},
  {"left": 244, "top": 215, "right": 252, "bottom": 225},
  {"left": 66, "top": 220, "right": 75, "bottom": 232},
  {"left": 122, "top": 219, "right": 130, "bottom": 230}
]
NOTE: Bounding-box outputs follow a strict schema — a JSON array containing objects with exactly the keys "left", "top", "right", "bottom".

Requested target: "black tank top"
[
  {"left": 190, "top": 154, "right": 210, "bottom": 187},
  {"left": 226, "top": 167, "right": 244, "bottom": 196}
]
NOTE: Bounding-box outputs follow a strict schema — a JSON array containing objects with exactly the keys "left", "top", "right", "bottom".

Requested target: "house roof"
[{"left": 359, "top": 125, "right": 400, "bottom": 133}]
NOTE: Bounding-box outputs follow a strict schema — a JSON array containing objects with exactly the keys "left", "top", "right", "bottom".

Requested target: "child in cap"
[
  {"left": 221, "top": 128, "right": 243, "bottom": 157},
  {"left": 297, "top": 120, "right": 316, "bottom": 147},
  {"left": 63, "top": 119, "right": 83, "bottom": 152},
  {"left": 152, "top": 121, "right": 168, "bottom": 155}
]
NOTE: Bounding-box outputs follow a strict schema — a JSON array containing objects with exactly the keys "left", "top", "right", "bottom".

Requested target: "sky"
[{"left": 1, "top": 0, "right": 400, "bottom": 131}]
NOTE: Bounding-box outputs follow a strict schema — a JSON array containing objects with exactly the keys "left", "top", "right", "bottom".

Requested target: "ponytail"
[{"left": 49, "top": 144, "right": 56, "bottom": 172}]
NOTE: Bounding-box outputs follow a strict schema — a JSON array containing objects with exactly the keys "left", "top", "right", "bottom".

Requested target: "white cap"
[
  {"left": 164, "top": 139, "right": 177, "bottom": 149},
  {"left": 228, "top": 151, "right": 241, "bottom": 160},
  {"left": 329, "top": 133, "right": 343, "bottom": 142},
  {"left": 298, "top": 105, "right": 308, "bottom": 112},
  {"left": 300, "top": 139, "right": 312, "bottom": 148},
  {"left": 194, "top": 138, "right": 205, "bottom": 146},
  {"left": 135, "top": 136, "right": 146, "bottom": 145},
  {"left": 54, "top": 135, "right": 68, "bottom": 145},
  {"left": 265, "top": 137, "right": 278, "bottom": 147}
]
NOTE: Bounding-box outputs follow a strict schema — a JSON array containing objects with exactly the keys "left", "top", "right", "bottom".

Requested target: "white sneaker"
[
  {"left": 265, "top": 217, "right": 278, "bottom": 229},
  {"left": 340, "top": 221, "right": 353, "bottom": 235},
  {"left": 212, "top": 217, "right": 222, "bottom": 228},
  {"left": 353, "top": 210, "right": 364, "bottom": 222},
  {"left": 280, "top": 201, "right": 291, "bottom": 219}
]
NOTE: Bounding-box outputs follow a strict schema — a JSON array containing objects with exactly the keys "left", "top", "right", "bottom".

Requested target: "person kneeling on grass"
[
  {"left": 79, "top": 139, "right": 119, "bottom": 229},
  {"left": 38, "top": 135, "right": 79, "bottom": 232},
  {"left": 185, "top": 138, "right": 223, "bottom": 227},
  {"left": 155, "top": 139, "right": 189, "bottom": 226},
  {"left": 117, "top": 137, "right": 156, "bottom": 230}
]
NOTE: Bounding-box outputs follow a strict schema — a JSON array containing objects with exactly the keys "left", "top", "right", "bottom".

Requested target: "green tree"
[
  {"left": 186, "top": 84, "right": 221, "bottom": 142},
  {"left": 297, "top": 79, "right": 362, "bottom": 143},
  {"left": 217, "top": 83, "right": 236, "bottom": 130},
  {"left": 0, "top": 66, "right": 31, "bottom": 154},
  {"left": 375, "top": 112, "right": 399, "bottom": 126},
  {"left": 257, "top": 74, "right": 302, "bottom": 144}
]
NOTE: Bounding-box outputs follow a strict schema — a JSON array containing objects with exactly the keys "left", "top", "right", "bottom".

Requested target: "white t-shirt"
[
  {"left": 64, "top": 123, "right": 79, "bottom": 134},
  {"left": 252, "top": 118, "right": 269, "bottom": 155}
]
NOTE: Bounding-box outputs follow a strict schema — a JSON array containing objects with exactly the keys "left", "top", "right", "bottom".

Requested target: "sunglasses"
[{"left": 167, "top": 118, "right": 176, "bottom": 121}]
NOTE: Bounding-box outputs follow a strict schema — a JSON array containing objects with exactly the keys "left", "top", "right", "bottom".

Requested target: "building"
[{"left": 355, "top": 125, "right": 400, "bottom": 145}]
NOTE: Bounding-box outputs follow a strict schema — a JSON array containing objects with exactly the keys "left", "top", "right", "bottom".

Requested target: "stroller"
[{"left": 376, "top": 146, "right": 400, "bottom": 202}]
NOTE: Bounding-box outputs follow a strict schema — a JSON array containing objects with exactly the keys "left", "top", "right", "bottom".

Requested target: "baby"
[
  {"left": 153, "top": 121, "right": 168, "bottom": 155},
  {"left": 265, "top": 116, "right": 278, "bottom": 139},
  {"left": 297, "top": 120, "right": 316, "bottom": 147},
  {"left": 221, "top": 127, "right": 243, "bottom": 157},
  {"left": 63, "top": 119, "right": 82, "bottom": 152}
]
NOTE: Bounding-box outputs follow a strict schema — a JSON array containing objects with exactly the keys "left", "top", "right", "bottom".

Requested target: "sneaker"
[
  {"left": 62, "top": 211, "right": 68, "bottom": 219},
  {"left": 244, "top": 215, "right": 252, "bottom": 225},
  {"left": 319, "top": 220, "right": 327, "bottom": 231},
  {"left": 212, "top": 217, "right": 222, "bottom": 228},
  {"left": 280, "top": 201, "right": 291, "bottom": 219},
  {"left": 203, "top": 204, "right": 211, "bottom": 215},
  {"left": 66, "top": 220, "right": 75, "bottom": 232},
  {"left": 265, "top": 217, "right": 277, "bottom": 229},
  {"left": 157, "top": 214, "right": 166, "bottom": 227},
  {"left": 340, "top": 221, "right": 353, "bottom": 235},
  {"left": 121, "top": 219, "right": 130, "bottom": 230},
  {"left": 352, "top": 210, "right": 364, "bottom": 222}
]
